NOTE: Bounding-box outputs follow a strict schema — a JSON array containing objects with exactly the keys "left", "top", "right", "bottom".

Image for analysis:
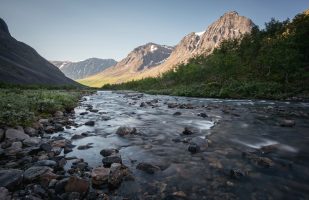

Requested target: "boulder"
[
  {"left": 23, "top": 166, "right": 53, "bottom": 181},
  {"left": 44, "top": 126, "right": 55, "bottom": 133},
  {"left": 280, "top": 119, "right": 295, "bottom": 127},
  {"left": 102, "top": 155, "right": 122, "bottom": 167},
  {"left": 182, "top": 127, "right": 194, "bottom": 135},
  {"left": 116, "top": 126, "right": 137, "bottom": 136},
  {"left": 136, "top": 162, "right": 160, "bottom": 174},
  {"left": 5, "top": 141, "right": 23, "bottom": 156},
  {"left": 173, "top": 112, "right": 182, "bottom": 116},
  {"left": 0, "top": 169, "right": 23, "bottom": 190},
  {"left": 23, "top": 137, "right": 41, "bottom": 147},
  {"left": 51, "top": 139, "right": 67, "bottom": 148},
  {"left": 24, "top": 127, "right": 37, "bottom": 136},
  {"left": 0, "top": 187, "right": 11, "bottom": 199},
  {"left": 77, "top": 143, "right": 93, "bottom": 150},
  {"left": 40, "top": 143, "right": 52, "bottom": 152},
  {"left": 91, "top": 167, "right": 110, "bottom": 185},
  {"left": 65, "top": 176, "right": 89, "bottom": 193},
  {"left": 35, "top": 160, "right": 57, "bottom": 167},
  {"left": 108, "top": 163, "right": 128, "bottom": 188},
  {"left": 54, "top": 111, "right": 64, "bottom": 118},
  {"left": 85, "top": 121, "right": 95, "bottom": 126},
  {"left": 5, "top": 128, "right": 30, "bottom": 141},
  {"left": 100, "top": 148, "right": 119, "bottom": 157}
]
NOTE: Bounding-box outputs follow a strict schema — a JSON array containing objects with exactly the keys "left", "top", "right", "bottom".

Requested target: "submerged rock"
[
  {"left": 136, "top": 162, "right": 161, "bottom": 174},
  {"left": 116, "top": 126, "right": 137, "bottom": 136},
  {"left": 77, "top": 143, "right": 93, "bottom": 150},
  {"left": 0, "top": 169, "right": 23, "bottom": 190},
  {"left": 100, "top": 148, "right": 119, "bottom": 157}
]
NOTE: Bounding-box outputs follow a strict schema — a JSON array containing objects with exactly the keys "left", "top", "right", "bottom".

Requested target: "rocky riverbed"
[{"left": 0, "top": 90, "right": 309, "bottom": 200}]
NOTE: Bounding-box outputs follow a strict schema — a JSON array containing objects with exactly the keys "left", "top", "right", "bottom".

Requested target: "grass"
[{"left": 0, "top": 88, "right": 89, "bottom": 127}]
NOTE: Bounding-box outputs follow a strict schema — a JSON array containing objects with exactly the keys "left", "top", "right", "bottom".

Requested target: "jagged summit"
[{"left": 0, "top": 18, "right": 10, "bottom": 36}]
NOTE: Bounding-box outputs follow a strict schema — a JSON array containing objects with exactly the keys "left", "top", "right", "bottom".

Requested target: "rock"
[
  {"left": 256, "top": 157, "right": 274, "bottom": 168},
  {"left": 0, "top": 187, "right": 11, "bottom": 199},
  {"left": 189, "top": 137, "right": 208, "bottom": 152},
  {"left": 39, "top": 119, "right": 49, "bottom": 124},
  {"left": 80, "top": 112, "right": 88, "bottom": 115},
  {"left": 71, "top": 134, "right": 85, "bottom": 140},
  {"left": 23, "top": 137, "right": 41, "bottom": 147},
  {"left": 108, "top": 163, "right": 128, "bottom": 188},
  {"left": 89, "top": 109, "right": 99, "bottom": 113},
  {"left": 91, "top": 167, "right": 110, "bottom": 185},
  {"left": 35, "top": 160, "right": 57, "bottom": 167},
  {"left": 0, "top": 169, "right": 23, "bottom": 190},
  {"left": 55, "top": 178, "right": 69, "bottom": 194},
  {"left": 5, "top": 141, "right": 23, "bottom": 156},
  {"left": 54, "top": 123, "right": 64, "bottom": 132},
  {"left": 64, "top": 146, "right": 73, "bottom": 154},
  {"left": 77, "top": 143, "right": 93, "bottom": 150},
  {"left": 0, "top": 129, "right": 4, "bottom": 141},
  {"left": 65, "top": 176, "right": 89, "bottom": 193},
  {"left": 100, "top": 148, "right": 119, "bottom": 157},
  {"left": 116, "top": 126, "right": 137, "bottom": 136},
  {"left": 24, "top": 127, "right": 37, "bottom": 136},
  {"left": 230, "top": 169, "right": 248, "bottom": 179},
  {"left": 23, "top": 166, "right": 53, "bottom": 181},
  {"left": 45, "top": 126, "right": 55, "bottom": 133},
  {"left": 188, "top": 144, "right": 200, "bottom": 153},
  {"left": 40, "top": 143, "right": 52, "bottom": 152},
  {"left": 140, "top": 102, "right": 147, "bottom": 107},
  {"left": 102, "top": 155, "right": 122, "bottom": 167},
  {"left": 182, "top": 127, "right": 194, "bottom": 135},
  {"left": 52, "top": 147, "right": 62, "bottom": 155},
  {"left": 54, "top": 111, "right": 64, "bottom": 118},
  {"left": 173, "top": 191, "right": 187, "bottom": 198},
  {"left": 173, "top": 112, "right": 182, "bottom": 116},
  {"left": 85, "top": 121, "right": 95, "bottom": 126},
  {"left": 51, "top": 139, "right": 66, "bottom": 148},
  {"left": 5, "top": 128, "right": 30, "bottom": 141},
  {"left": 280, "top": 119, "right": 295, "bottom": 127},
  {"left": 136, "top": 162, "right": 160, "bottom": 174},
  {"left": 167, "top": 103, "right": 178, "bottom": 108},
  {"left": 198, "top": 113, "right": 208, "bottom": 118},
  {"left": 260, "top": 144, "right": 279, "bottom": 154}
]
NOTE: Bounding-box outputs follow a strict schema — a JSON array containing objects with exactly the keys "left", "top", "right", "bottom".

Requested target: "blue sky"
[{"left": 0, "top": 0, "right": 308, "bottom": 61}]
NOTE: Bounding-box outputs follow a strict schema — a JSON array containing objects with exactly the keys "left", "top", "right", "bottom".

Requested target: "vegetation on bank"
[
  {"left": 103, "top": 12, "right": 309, "bottom": 100},
  {"left": 0, "top": 88, "right": 90, "bottom": 127}
]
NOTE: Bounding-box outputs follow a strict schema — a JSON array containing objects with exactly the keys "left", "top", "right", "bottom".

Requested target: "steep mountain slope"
[
  {"left": 51, "top": 58, "right": 116, "bottom": 80},
  {"left": 0, "top": 18, "right": 77, "bottom": 85},
  {"left": 79, "top": 43, "right": 174, "bottom": 86},
  {"left": 79, "top": 11, "right": 253, "bottom": 87}
]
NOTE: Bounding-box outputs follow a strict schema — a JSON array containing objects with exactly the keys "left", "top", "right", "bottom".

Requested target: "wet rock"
[
  {"left": 140, "top": 102, "right": 147, "bottom": 107},
  {"left": 230, "top": 169, "right": 248, "bottom": 179},
  {"left": 5, "top": 128, "right": 30, "bottom": 141},
  {"left": 182, "top": 127, "right": 194, "bottom": 135},
  {"left": 45, "top": 125, "right": 55, "bottom": 133},
  {"left": 65, "top": 176, "right": 89, "bottom": 193},
  {"left": 188, "top": 144, "right": 200, "bottom": 153},
  {"left": 0, "top": 169, "right": 23, "bottom": 190},
  {"left": 35, "top": 160, "right": 57, "bottom": 167},
  {"left": 52, "top": 147, "right": 62, "bottom": 155},
  {"left": 51, "top": 139, "right": 67, "bottom": 148},
  {"left": 173, "top": 191, "right": 187, "bottom": 198},
  {"left": 136, "top": 162, "right": 160, "bottom": 174},
  {"left": 71, "top": 134, "right": 85, "bottom": 140},
  {"left": 23, "top": 137, "right": 41, "bottom": 147},
  {"left": 260, "top": 144, "right": 279, "bottom": 154},
  {"left": 77, "top": 143, "right": 93, "bottom": 150},
  {"left": 91, "top": 167, "right": 110, "bottom": 185},
  {"left": 54, "top": 123, "right": 64, "bottom": 132},
  {"left": 89, "top": 109, "right": 99, "bottom": 113},
  {"left": 0, "top": 187, "right": 11, "bottom": 199},
  {"left": 39, "top": 118, "right": 49, "bottom": 124},
  {"left": 100, "top": 148, "right": 119, "bottom": 157},
  {"left": 54, "top": 111, "right": 64, "bottom": 118},
  {"left": 108, "top": 163, "right": 129, "bottom": 188},
  {"left": 280, "top": 119, "right": 295, "bottom": 127},
  {"left": 167, "top": 103, "right": 178, "bottom": 108},
  {"left": 256, "top": 157, "right": 274, "bottom": 168},
  {"left": 173, "top": 112, "right": 182, "bottom": 116},
  {"left": 116, "top": 126, "right": 137, "bottom": 136},
  {"left": 85, "top": 121, "right": 95, "bottom": 126},
  {"left": 64, "top": 146, "right": 73, "bottom": 154},
  {"left": 80, "top": 112, "right": 89, "bottom": 116},
  {"left": 198, "top": 113, "right": 208, "bottom": 118},
  {"left": 40, "top": 143, "right": 52, "bottom": 152},
  {"left": 24, "top": 166, "right": 53, "bottom": 181},
  {"left": 102, "top": 155, "right": 122, "bottom": 167},
  {"left": 5, "top": 141, "right": 23, "bottom": 156},
  {"left": 55, "top": 178, "right": 69, "bottom": 194}
]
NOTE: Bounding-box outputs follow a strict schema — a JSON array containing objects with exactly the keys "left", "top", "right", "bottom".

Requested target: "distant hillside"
[
  {"left": 103, "top": 11, "right": 309, "bottom": 100},
  {"left": 0, "top": 18, "right": 77, "bottom": 85},
  {"left": 51, "top": 58, "right": 116, "bottom": 80}
]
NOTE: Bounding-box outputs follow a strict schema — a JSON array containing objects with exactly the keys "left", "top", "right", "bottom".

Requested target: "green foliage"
[
  {"left": 103, "top": 13, "right": 309, "bottom": 100},
  {"left": 0, "top": 89, "right": 82, "bottom": 126}
]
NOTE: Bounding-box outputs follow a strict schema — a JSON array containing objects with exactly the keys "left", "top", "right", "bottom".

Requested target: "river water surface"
[{"left": 55, "top": 91, "right": 309, "bottom": 199}]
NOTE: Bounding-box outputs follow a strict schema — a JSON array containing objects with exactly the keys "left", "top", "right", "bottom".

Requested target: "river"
[{"left": 53, "top": 90, "right": 309, "bottom": 199}]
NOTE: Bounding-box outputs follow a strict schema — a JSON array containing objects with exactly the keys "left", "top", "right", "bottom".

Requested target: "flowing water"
[{"left": 55, "top": 91, "right": 309, "bottom": 199}]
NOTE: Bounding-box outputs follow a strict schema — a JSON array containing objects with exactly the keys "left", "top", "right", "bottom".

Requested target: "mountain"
[
  {"left": 0, "top": 18, "right": 77, "bottom": 85},
  {"left": 79, "top": 11, "right": 254, "bottom": 87},
  {"left": 79, "top": 43, "right": 174, "bottom": 86},
  {"left": 51, "top": 58, "right": 116, "bottom": 80}
]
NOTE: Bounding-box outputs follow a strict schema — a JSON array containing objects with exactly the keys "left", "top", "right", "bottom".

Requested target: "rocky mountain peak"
[{"left": 0, "top": 18, "right": 11, "bottom": 36}]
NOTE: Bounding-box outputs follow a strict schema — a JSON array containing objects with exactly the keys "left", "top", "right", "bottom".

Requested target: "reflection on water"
[{"left": 54, "top": 91, "right": 309, "bottom": 199}]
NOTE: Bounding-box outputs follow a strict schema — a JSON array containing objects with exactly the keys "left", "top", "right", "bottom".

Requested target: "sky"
[{"left": 0, "top": 0, "right": 308, "bottom": 62}]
